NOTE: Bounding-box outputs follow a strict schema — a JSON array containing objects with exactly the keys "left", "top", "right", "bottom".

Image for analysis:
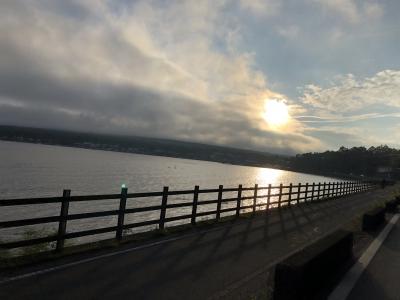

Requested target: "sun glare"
[{"left": 263, "top": 99, "right": 289, "bottom": 127}]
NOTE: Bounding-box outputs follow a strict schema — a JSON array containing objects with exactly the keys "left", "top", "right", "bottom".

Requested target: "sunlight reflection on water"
[{"left": 256, "top": 167, "right": 282, "bottom": 185}]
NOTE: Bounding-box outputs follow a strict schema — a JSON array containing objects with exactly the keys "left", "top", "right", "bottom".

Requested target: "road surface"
[
  {"left": 348, "top": 213, "right": 400, "bottom": 300},
  {"left": 1, "top": 185, "right": 397, "bottom": 300}
]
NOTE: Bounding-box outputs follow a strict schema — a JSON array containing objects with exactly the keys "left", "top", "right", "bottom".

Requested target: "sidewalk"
[{"left": 0, "top": 185, "right": 398, "bottom": 300}]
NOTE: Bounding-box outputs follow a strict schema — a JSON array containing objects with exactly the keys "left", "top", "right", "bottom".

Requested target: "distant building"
[{"left": 377, "top": 166, "right": 400, "bottom": 179}]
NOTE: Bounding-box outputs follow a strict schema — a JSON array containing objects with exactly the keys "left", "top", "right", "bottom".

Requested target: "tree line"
[{"left": 290, "top": 145, "right": 400, "bottom": 179}]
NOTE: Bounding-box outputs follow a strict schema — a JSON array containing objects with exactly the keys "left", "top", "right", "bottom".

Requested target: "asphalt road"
[
  {"left": 348, "top": 214, "right": 400, "bottom": 300},
  {"left": 0, "top": 185, "right": 397, "bottom": 300}
]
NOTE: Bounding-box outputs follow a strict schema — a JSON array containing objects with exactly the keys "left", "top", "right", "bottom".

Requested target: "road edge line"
[
  {"left": 328, "top": 213, "right": 400, "bottom": 300},
  {"left": 0, "top": 223, "right": 232, "bottom": 285}
]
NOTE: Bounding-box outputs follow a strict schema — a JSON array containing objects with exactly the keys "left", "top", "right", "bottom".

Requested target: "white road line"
[
  {"left": 0, "top": 224, "right": 230, "bottom": 285},
  {"left": 328, "top": 213, "right": 400, "bottom": 300}
]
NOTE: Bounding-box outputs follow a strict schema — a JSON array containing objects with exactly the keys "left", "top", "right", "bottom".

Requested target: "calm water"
[{"left": 0, "top": 141, "right": 337, "bottom": 249}]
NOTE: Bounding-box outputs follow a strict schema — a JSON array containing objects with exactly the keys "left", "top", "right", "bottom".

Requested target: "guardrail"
[{"left": 0, "top": 181, "right": 375, "bottom": 251}]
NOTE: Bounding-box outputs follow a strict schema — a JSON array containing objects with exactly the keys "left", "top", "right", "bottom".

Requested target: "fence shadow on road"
[{"left": 88, "top": 191, "right": 382, "bottom": 299}]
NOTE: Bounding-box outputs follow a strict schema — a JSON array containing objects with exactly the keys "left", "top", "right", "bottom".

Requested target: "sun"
[{"left": 263, "top": 99, "right": 289, "bottom": 127}]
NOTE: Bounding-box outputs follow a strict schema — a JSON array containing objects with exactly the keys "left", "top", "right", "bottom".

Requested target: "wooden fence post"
[
  {"left": 278, "top": 183, "right": 283, "bottom": 208},
  {"left": 332, "top": 182, "right": 339, "bottom": 198},
  {"left": 159, "top": 186, "right": 169, "bottom": 229},
  {"left": 297, "top": 183, "right": 301, "bottom": 204},
  {"left": 56, "top": 189, "right": 70, "bottom": 251},
  {"left": 288, "top": 183, "right": 293, "bottom": 206},
  {"left": 216, "top": 185, "right": 223, "bottom": 221},
  {"left": 267, "top": 184, "right": 271, "bottom": 210},
  {"left": 236, "top": 185, "right": 242, "bottom": 217},
  {"left": 317, "top": 183, "right": 321, "bottom": 200},
  {"left": 191, "top": 186, "right": 199, "bottom": 225},
  {"left": 311, "top": 183, "right": 315, "bottom": 201},
  {"left": 116, "top": 187, "right": 128, "bottom": 240},
  {"left": 304, "top": 183, "right": 309, "bottom": 203},
  {"left": 328, "top": 182, "right": 331, "bottom": 198},
  {"left": 322, "top": 182, "right": 326, "bottom": 199},
  {"left": 253, "top": 184, "right": 258, "bottom": 213}
]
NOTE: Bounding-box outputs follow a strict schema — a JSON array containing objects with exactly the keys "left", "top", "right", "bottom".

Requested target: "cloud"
[
  {"left": 0, "top": 0, "right": 321, "bottom": 155},
  {"left": 294, "top": 113, "right": 400, "bottom": 123},
  {"left": 1, "top": 0, "right": 396, "bottom": 155},
  {"left": 276, "top": 25, "right": 300, "bottom": 39},
  {"left": 300, "top": 70, "right": 400, "bottom": 112},
  {"left": 309, "top": 0, "right": 383, "bottom": 23},
  {"left": 295, "top": 69, "right": 400, "bottom": 150},
  {"left": 238, "top": 0, "right": 280, "bottom": 17},
  {"left": 363, "top": 2, "right": 384, "bottom": 19},
  {"left": 303, "top": 126, "right": 365, "bottom": 149}
]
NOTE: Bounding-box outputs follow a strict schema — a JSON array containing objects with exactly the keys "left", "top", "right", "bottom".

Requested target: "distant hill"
[
  {"left": 0, "top": 125, "right": 290, "bottom": 169},
  {"left": 2, "top": 126, "right": 396, "bottom": 180}
]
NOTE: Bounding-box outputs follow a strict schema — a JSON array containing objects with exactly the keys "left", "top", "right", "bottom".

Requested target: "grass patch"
[{"left": 20, "top": 228, "right": 58, "bottom": 257}]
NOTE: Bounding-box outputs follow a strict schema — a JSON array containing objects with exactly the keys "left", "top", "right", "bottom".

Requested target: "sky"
[{"left": 0, "top": 0, "right": 399, "bottom": 155}]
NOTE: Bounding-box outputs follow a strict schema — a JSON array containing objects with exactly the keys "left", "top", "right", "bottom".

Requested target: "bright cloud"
[
  {"left": 296, "top": 70, "right": 400, "bottom": 149},
  {"left": 301, "top": 70, "right": 400, "bottom": 112}
]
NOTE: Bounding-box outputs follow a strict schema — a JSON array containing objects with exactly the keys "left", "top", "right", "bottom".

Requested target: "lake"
[{"left": 0, "top": 141, "right": 338, "bottom": 249}]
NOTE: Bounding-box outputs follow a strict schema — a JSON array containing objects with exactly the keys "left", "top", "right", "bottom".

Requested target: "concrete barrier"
[
  {"left": 273, "top": 230, "right": 353, "bottom": 300},
  {"left": 362, "top": 207, "right": 385, "bottom": 231}
]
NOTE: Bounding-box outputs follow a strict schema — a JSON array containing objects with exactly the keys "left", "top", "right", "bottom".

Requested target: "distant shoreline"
[
  {"left": 0, "top": 138, "right": 353, "bottom": 182},
  {"left": 0, "top": 137, "right": 284, "bottom": 169},
  {"left": 0, "top": 125, "right": 373, "bottom": 182}
]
